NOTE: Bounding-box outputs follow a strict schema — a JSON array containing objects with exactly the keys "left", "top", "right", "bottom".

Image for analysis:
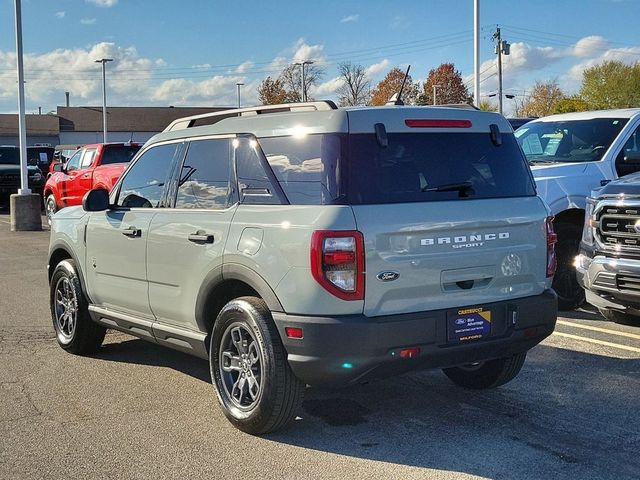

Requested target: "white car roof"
[{"left": 530, "top": 108, "right": 640, "bottom": 123}]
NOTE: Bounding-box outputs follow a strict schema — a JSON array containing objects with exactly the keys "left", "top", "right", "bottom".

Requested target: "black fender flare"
[
  {"left": 194, "top": 263, "right": 284, "bottom": 333},
  {"left": 48, "top": 239, "right": 91, "bottom": 301}
]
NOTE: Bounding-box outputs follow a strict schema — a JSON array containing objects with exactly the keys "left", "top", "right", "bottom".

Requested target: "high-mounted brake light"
[
  {"left": 405, "top": 119, "right": 472, "bottom": 128},
  {"left": 311, "top": 230, "right": 365, "bottom": 301},
  {"left": 546, "top": 216, "right": 558, "bottom": 278}
]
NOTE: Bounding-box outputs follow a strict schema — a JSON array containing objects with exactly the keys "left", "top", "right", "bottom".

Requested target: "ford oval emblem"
[
  {"left": 455, "top": 318, "right": 467, "bottom": 326},
  {"left": 377, "top": 271, "right": 400, "bottom": 282}
]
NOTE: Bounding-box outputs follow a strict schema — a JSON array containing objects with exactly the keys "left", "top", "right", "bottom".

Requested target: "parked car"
[
  {"left": 43, "top": 142, "right": 141, "bottom": 221},
  {"left": 0, "top": 145, "right": 45, "bottom": 204},
  {"left": 48, "top": 102, "right": 558, "bottom": 434},
  {"left": 514, "top": 108, "right": 640, "bottom": 310},
  {"left": 26, "top": 145, "right": 55, "bottom": 172},
  {"left": 576, "top": 172, "right": 640, "bottom": 326}
]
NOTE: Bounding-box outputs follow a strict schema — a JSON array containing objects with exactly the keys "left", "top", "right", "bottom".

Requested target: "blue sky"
[{"left": 0, "top": 0, "right": 639, "bottom": 114}]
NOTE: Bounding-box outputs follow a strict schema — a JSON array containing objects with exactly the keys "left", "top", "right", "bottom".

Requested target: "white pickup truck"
[{"left": 515, "top": 108, "right": 640, "bottom": 309}]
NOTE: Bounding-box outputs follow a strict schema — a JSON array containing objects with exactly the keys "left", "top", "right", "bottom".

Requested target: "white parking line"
[
  {"left": 553, "top": 331, "right": 640, "bottom": 353},
  {"left": 557, "top": 319, "right": 640, "bottom": 341}
]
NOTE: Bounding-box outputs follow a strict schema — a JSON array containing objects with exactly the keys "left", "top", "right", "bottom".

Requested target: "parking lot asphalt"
[{"left": 1, "top": 211, "right": 639, "bottom": 480}]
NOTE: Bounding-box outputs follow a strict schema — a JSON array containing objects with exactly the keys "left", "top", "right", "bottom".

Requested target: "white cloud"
[
  {"left": 313, "top": 76, "right": 343, "bottom": 96},
  {"left": 80, "top": 18, "right": 97, "bottom": 25},
  {"left": 365, "top": 59, "right": 390, "bottom": 77},
  {"left": 340, "top": 14, "right": 359, "bottom": 23},
  {"left": 86, "top": 0, "right": 118, "bottom": 7},
  {"left": 572, "top": 36, "right": 609, "bottom": 57},
  {"left": 55, "top": 11, "right": 65, "bottom": 19},
  {"left": 291, "top": 38, "right": 326, "bottom": 64},
  {"left": 235, "top": 61, "right": 254, "bottom": 74}
]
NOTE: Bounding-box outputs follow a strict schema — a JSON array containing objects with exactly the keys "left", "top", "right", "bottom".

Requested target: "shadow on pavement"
[{"left": 92, "top": 336, "right": 640, "bottom": 479}]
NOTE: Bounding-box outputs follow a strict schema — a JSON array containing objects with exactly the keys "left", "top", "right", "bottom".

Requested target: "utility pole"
[
  {"left": 236, "top": 82, "right": 244, "bottom": 108},
  {"left": 492, "top": 26, "right": 510, "bottom": 115},
  {"left": 295, "top": 60, "right": 314, "bottom": 102},
  {"left": 433, "top": 84, "right": 441, "bottom": 105},
  {"left": 95, "top": 58, "right": 113, "bottom": 143},
  {"left": 473, "top": 0, "right": 480, "bottom": 108}
]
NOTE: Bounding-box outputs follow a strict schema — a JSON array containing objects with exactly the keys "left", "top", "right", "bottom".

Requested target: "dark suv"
[{"left": 0, "top": 146, "right": 45, "bottom": 204}]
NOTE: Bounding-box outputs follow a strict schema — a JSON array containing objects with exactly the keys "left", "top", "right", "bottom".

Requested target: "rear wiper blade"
[{"left": 422, "top": 181, "right": 473, "bottom": 193}]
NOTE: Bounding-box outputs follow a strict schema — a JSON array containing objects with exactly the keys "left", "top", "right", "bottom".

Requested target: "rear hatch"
[{"left": 346, "top": 108, "right": 550, "bottom": 317}]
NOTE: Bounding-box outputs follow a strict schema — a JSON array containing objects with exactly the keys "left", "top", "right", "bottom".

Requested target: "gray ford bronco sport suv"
[{"left": 47, "top": 101, "right": 558, "bottom": 434}]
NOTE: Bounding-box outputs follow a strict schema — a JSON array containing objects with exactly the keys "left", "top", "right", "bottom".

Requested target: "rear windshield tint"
[
  {"left": 347, "top": 132, "right": 536, "bottom": 204},
  {"left": 101, "top": 145, "right": 142, "bottom": 165}
]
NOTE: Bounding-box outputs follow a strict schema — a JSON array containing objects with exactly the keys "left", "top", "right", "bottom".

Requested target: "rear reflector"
[
  {"left": 399, "top": 347, "right": 420, "bottom": 358},
  {"left": 285, "top": 327, "right": 303, "bottom": 339},
  {"left": 405, "top": 119, "right": 472, "bottom": 128}
]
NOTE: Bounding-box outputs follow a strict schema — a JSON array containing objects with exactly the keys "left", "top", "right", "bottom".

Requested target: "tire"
[
  {"left": 553, "top": 222, "right": 585, "bottom": 311},
  {"left": 49, "top": 259, "right": 106, "bottom": 354},
  {"left": 598, "top": 308, "right": 640, "bottom": 327},
  {"left": 210, "top": 297, "right": 305, "bottom": 435},
  {"left": 442, "top": 352, "right": 527, "bottom": 389},
  {"left": 45, "top": 194, "right": 57, "bottom": 225}
]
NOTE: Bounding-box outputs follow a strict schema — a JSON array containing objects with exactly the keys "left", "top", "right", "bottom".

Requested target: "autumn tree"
[
  {"left": 579, "top": 60, "right": 640, "bottom": 109},
  {"left": 519, "top": 80, "right": 565, "bottom": 117},
  {"left": 369, "top": 67, "right": 419, "bottom": 106},
  {"left": 478, "top": 100, "right": 497, "bottom": 112},
  {"left": 257, "top": 76, "right": 289, "bottom": 105},
  {"left": 421, "top": 63, "right": 472, "bottom": 105},
  {"left": 336, "top": 62, "right": 371, "bottom": 106}
]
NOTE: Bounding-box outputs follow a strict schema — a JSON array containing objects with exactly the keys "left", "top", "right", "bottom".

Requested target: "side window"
[
  {"left": 235, "top": 138, "right": 282, "bottom": 205},
  {"left": 65, "top": 151, "right": 82, "bottom": 172},
  {"left": 116, "top": 143, "right": 178, "bottom": 208},
  {"left": 616, "top": 125, "right": 640, "bottom": 177},
  {"left": 80, "top": 148, "right": 97, "bottom": 168},
  {"left": 175, "top": 139, "right": 235, "bottom": 209}
]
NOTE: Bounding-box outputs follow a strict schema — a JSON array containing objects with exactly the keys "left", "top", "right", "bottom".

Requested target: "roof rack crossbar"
[{"left": 163, "top": 100, "right": 338, "bottom": 132}]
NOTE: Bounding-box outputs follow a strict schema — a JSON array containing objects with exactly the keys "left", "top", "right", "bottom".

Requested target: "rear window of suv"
[
  {"left": 258, "top": 132, "right": 535, "bottom": 205},
  {"left": 101, "top": 145, "right": 142, "bottom": 165},
  {"left": 347, "top": 132, "right": 536, "bottom": 204}
]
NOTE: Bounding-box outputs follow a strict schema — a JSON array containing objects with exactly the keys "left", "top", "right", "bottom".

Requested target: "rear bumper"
[{"left": 273, "top": 290, "right": 557, "bottom": 386}]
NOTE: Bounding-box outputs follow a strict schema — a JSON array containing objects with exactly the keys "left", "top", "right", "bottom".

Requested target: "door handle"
[
  {"left": 188, "top": 231, "right": 214, "bottom": 244},
  {"left": 122, "top": 226, "right": 142, "bottom": 238}
]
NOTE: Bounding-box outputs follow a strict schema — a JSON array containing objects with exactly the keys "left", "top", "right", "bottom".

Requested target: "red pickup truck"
[{"left": 44, "top": 142, "right": 141, "bottom": 221}]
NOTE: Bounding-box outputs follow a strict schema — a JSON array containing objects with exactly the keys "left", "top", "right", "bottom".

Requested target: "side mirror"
[
  {"left": 82, "top": 188, "right": 110, "bottom": 212},
  {"left": 52, "top": 162, "right": 63, "bottom": 172}
]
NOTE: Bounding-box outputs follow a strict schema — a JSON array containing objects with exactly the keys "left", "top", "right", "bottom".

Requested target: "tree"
[
  {"left": 257, "top": 76, "right": 288, "bottom": 105},
  {"left": 478, "top": 100, "right": 497, "bottom": 112},
  {"left": 579, "top": 60, "right": 640, "bottom": 109},
  {"left": 279, "top": 63, "right": 324, "bottom": 102},
  {"left": 369, "top": 67, "right": 419, "bottom": 106},
  {"left": 519, "top": 80, "right": 565, "bottom": 117},
  {"left": 421, "top": 63, "right": 472, "bottom": 105},
  {"left": 552, "top": 96, "right": 589, "bottom": 114},
  {"left": 336, "top": 62, "right": 371, "bottom": 106}
]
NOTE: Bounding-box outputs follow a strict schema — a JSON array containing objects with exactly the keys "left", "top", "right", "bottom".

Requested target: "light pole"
[
  {"left": 236, "top": 82, "right": 244, "bottom": 108},
  {"left": 433, "top": 84, "right": 441, "bottom": 105},
  {"left": 473, "top": 0, "right": 480, "bottom": 108},
  {"left": 295, "top": 60, "right": 314, "bottom": 102},
  {"left": 95, "top": 58, "right": 113, "bottom": 143}
]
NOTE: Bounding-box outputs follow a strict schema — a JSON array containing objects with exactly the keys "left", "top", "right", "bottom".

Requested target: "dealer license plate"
[{"left": 447, "top": 306, "right": 492, "bottom": 343}]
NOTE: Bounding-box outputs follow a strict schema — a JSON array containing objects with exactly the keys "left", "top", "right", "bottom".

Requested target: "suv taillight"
[
  {"left": 311, "top": 230, "right": 365, "bottom": 300},
  {"left": 546, "top": 216, "right": 558, "bottom": 278}
]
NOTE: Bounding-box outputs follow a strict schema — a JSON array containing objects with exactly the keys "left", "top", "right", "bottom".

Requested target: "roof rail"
[{"left": 163, "top": 100, "right": 338, "bottom": 132}]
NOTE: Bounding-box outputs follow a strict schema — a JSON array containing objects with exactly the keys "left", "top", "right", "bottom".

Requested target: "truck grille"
[
  {"left": 596, "top": 206, "right": 640, "bottom": 251},
  {"left": 617, "top": 274, "right": 640, "bottom": 293},
  {"left": 0, "top": 173, "right": 19, "bottom": 184}
]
